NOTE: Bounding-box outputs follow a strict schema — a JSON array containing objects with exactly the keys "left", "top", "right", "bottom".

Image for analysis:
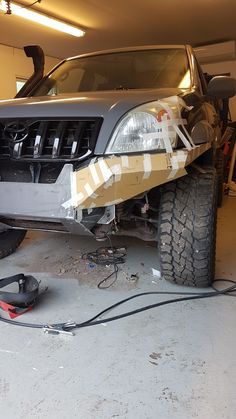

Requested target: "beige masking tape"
[
  {"left": 121, "top": 155, "right": 129, "bottom": 168},
  {"left": 84, "top": 183, "right": 98, "bottom": 198},
  {"left": 143, "top": 154, "right": 152, "bottom": 179},
  {"left": 98, "top": 159, "right": 113, "bottom": 182},
  {"left": 111, "top": 164, "right": 122, "bottom": 181},
  {"left": 103, "top": 177, "right": 114, "bottom": 189},
  {"left": 89, "top": 163, "right": 100, "bottom": 186},
  {"left": 161, "top": 113, "right": 173, "bottom": 153},
  {"left": 167, "top": 168, "right": 179, "bottom": 179}
]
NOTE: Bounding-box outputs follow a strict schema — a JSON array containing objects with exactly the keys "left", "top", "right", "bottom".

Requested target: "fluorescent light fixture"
[{"left": 0, "top": 1, "right": 85, "bottom": 37}]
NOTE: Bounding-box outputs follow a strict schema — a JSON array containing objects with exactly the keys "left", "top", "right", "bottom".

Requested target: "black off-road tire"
[
  {"left": 158, "top": 169, "right": 218, "bottom": 287},
  {"left": 215, "top": 149, "right": 225, "bottom": 207},
  {"left": 0, "top": 229, "right": 26, "bottom": 259}
]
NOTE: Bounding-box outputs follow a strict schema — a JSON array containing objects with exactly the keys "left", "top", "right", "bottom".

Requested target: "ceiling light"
[{"left": 0, "top": 1, "right": 85, "bottom": 37}]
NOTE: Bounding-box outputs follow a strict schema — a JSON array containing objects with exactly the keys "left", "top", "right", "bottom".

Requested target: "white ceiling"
[{"left": 0, "top": 0, "right": 236, "bottom": 59}]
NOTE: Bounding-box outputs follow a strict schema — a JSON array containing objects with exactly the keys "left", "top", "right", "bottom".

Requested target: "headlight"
[{"left": 105, "top": 100, "right": 180, "bottom": 154}]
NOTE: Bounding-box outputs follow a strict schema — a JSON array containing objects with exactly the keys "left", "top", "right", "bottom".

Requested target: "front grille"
[{"left": 0, "top": 118, "right": 103, "bottom": 161}]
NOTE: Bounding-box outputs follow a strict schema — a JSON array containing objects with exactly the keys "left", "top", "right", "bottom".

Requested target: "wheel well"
[{"left": 195, "top": 147, "right": 216, "bottom": 166}]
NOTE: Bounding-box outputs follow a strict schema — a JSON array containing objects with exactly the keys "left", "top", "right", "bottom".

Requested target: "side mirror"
[{"left": 207, "top": 76, "right": 236, "bottom": 99}]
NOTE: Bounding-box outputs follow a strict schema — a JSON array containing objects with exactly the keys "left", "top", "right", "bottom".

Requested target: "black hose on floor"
[{"left": 0, "top": 279, "right": 236, "bottom": 334}]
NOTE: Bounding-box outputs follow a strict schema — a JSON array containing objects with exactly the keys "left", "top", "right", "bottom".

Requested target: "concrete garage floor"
[{"left": 0, "top": 197, "right": 236, "bottom": 419}]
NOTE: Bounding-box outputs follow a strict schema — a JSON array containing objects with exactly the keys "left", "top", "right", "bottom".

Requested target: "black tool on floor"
[{"left": 0, "top": 273, "right": 39, "bottom": 318}]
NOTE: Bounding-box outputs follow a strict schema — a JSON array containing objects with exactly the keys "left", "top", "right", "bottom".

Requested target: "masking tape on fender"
[
  {"left": 160, "top": 113, "right": 173, "bottom": 153},
  {"left": 158, "top": 97, "right": 195, "bottom": 150}
]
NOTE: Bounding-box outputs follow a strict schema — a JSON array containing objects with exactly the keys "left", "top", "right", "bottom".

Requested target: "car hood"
[
  {"left": 0, "top": 88, "right": 183, "bottom": 154},
  {"left": 0, "top": 88, "right": 183, "bottom": 117}
]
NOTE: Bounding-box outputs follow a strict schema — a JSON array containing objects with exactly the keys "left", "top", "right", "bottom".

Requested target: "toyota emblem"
[{"left": 4, "top": 120, "right": 29, "bottom": 143}]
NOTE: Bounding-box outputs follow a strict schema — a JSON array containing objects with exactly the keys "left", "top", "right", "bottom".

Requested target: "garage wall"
[
  {"left": 202, "top": 60, "right": 236, "bottom": 121},
  {"left": 0, "top": 43, "right": 59, "bottom": 99}
]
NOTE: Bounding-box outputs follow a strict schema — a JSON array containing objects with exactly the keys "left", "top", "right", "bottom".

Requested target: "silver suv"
[{"left": 0, "top": 44, "right": 235, "bottom": 286}]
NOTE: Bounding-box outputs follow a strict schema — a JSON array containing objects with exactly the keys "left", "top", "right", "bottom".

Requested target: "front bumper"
[
  {"left": 0, "top": 144, "right": 210, "bottom": 234},
  {"left": 0, "top": 164, "right": 94, "bottom": 235}
]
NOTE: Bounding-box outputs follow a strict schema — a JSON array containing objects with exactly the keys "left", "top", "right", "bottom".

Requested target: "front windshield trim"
[
  {"left": 67, "top": 45, "right": 187, "bottom": 62},
  {"left": 31, "top": 46, "right": 193, "bottom": 96}
]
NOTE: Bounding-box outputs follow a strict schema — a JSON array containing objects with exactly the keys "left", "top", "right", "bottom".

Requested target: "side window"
[
  {"left": 16, "top": 77, "right": 27, "bottom": 93},
  {"left": 48, "top": 67, "right": 85, "bottom": 95}
]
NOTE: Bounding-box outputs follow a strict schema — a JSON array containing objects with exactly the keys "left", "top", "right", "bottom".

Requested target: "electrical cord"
[
  {"left": 212, "top": 279, "right": 236, "bottom": 295},
  {"left": 82, "top": 235, "right": 126, "bottom": 289},
  {"left": 21, "top": 0, "right": 42, "bottom": 9},
  {"left": 0, "top": 279, "right": 236, "bottom": 333},
  {"left": 4, "top": 0, "right": 42, "bottom": 14},
  {"left": 72, "top": 280, "right": 236, "bottom": 329}
]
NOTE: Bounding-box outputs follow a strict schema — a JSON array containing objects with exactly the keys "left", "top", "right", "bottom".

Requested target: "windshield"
[{"left": 33, "top": 48, "right": 191, "bottom": 96}]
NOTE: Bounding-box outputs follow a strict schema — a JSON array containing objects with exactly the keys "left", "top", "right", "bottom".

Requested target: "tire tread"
[
  {"left": 158, "top": 169, "right": 217, "bottom": 287},
  {"left": 0, "top": 230, "right": 26, "bottom": 259}
]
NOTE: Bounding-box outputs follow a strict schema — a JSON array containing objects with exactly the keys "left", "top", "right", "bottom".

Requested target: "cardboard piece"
[{"left": 62, "top": 142, "right": 211, "bottom": 210}]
